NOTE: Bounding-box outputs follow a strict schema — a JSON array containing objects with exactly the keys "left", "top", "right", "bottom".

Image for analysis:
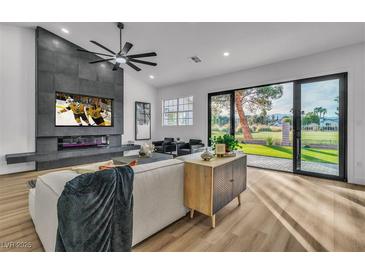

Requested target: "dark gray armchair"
[
  {"left": 177, "top": 139, "right": 204, "bottom": 156},
  {"left": 152, "top": 138, "right": 176, "bottom": 154}
]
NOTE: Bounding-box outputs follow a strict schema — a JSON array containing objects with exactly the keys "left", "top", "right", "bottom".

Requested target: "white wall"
[
  {"left": 156, "top": 43, "right": 365, "bottom": 185},
  {"left": 122, "top": 72, "right": 157, "bottom": 155},
  {"left": 0, "top": 25, "right": 36, "bottom": 174},
  {"left": 0, "top": 25, "right": 157, "bottom": 174}
]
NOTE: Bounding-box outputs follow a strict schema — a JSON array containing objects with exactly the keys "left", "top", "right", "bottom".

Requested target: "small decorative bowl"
[{"left": 201, "top": 148, "right": 214, "bottom": 161}]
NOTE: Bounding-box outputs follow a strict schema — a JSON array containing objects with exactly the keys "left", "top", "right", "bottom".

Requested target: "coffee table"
[{"left": 113, "top": 152, "right": 173, "bottom": 165}]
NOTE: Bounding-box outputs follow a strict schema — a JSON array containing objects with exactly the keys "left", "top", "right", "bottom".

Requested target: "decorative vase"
[
  {"left": 139, "top": 143, "right": 154, "bottom": 158},
  {"left": 201, "top": 148, "right": 214, "bottom": 161}
]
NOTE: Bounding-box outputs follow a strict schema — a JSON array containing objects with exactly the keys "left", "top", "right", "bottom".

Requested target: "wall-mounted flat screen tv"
[{"left": 55, "top": 91, "right": 113, "bottom": 127}]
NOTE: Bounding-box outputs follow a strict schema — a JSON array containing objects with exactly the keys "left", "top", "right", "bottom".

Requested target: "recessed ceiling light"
[
  {"left": 61, "top": 28, "right": 69, "bottom": 34},
  {"left": 223, "top": 52, "right": 230, "bottom": 56},
  {"left": 149, "top": 75, "right": 155, "bottom": 79}
]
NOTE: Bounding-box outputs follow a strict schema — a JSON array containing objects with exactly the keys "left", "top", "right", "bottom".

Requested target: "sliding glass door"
[
  {"left": 208, "top": 73, "right": 347, "bottom": 181},
  {"left": 208, "top": 92, "right": 234, "bottom": 139},
  {"left": 233, "top": 83, "right": 294, "bottom": 172},
  {"left": 293, "top": 73, "right": 347, "bottom": 179}
]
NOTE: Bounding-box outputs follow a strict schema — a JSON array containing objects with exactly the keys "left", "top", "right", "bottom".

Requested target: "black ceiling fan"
[{"left": 77, "top": 22, "right": 157, "bottom": 71}]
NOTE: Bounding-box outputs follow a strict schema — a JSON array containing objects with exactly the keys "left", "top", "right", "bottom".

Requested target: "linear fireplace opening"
[{"left": 58, "top": 135, "right": 109, "bottom": 150}]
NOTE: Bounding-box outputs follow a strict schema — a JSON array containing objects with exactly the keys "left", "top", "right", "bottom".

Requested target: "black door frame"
[
  {"left": 207, "top": 72, "right": 347, "bottom": 182},
  {"left": 208, "top": 91, "right": 235, "bottom": 146},
  {"left": 293, "top": 72, "right": 347, "bottom": 181}
]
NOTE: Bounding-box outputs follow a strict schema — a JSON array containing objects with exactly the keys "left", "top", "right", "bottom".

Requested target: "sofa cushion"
[
  {"left": 71, "top": 160, "right": 115, "bottom": 174},
  {"left": 132, "top": 159, "right": 183, "bottom": 174},
  {"left": 164, "top": 137, "right": 174, "bottom": 143},
  {"left": 29, "top": 188, "right": 36, "bottom": 220},
  {"left": 189, "top": 139, "right": 202, "bottom": 145},
  {"left": 37, "top": 160, "right": 182, "bottom": 197},
  {"left": 37, "top": 170, "right": 79, "bottom": 196}
]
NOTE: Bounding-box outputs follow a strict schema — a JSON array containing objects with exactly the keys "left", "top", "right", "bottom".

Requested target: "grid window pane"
[
  {"left": 163, "top": 113, "right": 177, "bottom": 126},
  {"left": 163, "top": 96, "right": 193, "bottom": 126},
  {"left": 167, "top": 105, "right": 177, "bottom": 112}
]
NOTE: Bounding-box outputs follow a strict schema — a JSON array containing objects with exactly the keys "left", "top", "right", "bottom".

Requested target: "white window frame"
[{"left": 162, "top": 96, "right": 193, "bottom": 126}]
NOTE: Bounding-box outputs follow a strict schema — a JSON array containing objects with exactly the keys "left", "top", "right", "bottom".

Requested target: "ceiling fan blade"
[
  {"left": 90, "top": 40, "right": 116, "bottom": 55},
  {"left": 112, "top": 62, "right": 120, "bottom": 71},
  {"left": 127, "top": 62, "right": 141, "bottom": 71},
  {"left": 89, "top": 58, "right": 114, "bottom": 64},
  {"left": 77, "top": 48, "right": 114, "bottom": 57},
  {"left": 127, "top": 52, "right": 157, "bottom": 58},
  {"left": 122, "top": 42, "right": 133, "bottom": 55},
  {"left": 129, "top": 58, "right": 157, "bottom": 66}
]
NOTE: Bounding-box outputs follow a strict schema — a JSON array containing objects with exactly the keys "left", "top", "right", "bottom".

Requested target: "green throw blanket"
[{"left": 55, "top": 166, "right": 134, "bottom": 252}]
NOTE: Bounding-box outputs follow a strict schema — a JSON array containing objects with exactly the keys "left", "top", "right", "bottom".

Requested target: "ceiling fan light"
[
  {"left": 83, "top": 23, "right": 156, "bottom": 72},
  {"left": 115, "top": 56, "right": 127, "bottom": 64}
]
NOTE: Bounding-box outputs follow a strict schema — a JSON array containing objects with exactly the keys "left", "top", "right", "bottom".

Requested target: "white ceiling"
[{"left": 10, "top": 22, "right": 365, "bottom": 88}]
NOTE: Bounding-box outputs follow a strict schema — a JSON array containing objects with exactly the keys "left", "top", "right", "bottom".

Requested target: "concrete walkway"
[{"left": 247, "top": 154, "right": 339, "bottom": 176}]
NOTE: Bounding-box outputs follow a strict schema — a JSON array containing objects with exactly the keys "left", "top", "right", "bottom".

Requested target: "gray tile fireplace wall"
[{"left": 35, "top": 27, "right": 124, "bottom": 166}]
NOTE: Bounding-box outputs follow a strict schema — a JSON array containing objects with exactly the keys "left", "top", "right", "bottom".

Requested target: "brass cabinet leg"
[
  {"left": 190, "top": 209, "right": 195, "bottom": 219},
  {"left": 211, "top": 215, "right": 216, "bottom": 228},
  {"left": 237, "top": 194, "right": 241, "bottom": 206}
]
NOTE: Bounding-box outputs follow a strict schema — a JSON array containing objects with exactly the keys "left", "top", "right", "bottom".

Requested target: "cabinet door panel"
[
  {"left": 232, "top": 157, "right": 247, "bottom": 197},
  {"left": 213, "top": 163, "right": 233, "bottom": 213}
]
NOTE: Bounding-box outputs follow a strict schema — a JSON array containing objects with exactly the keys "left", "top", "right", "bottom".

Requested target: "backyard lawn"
[
  {"left": 211, "top": 130, "right": 339, "bottom": 164},
  {"left": 238, "top": 144, "right": 338, "bottom": 164},
  {"left": 236, "top": 131, "right": 338, "bottom": 145},
  {"left": 213, "top": 130, "right": 338, "bottom": 145}
]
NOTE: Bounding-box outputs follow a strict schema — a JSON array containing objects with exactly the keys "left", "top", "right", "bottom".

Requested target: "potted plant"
[{"left": 210, "top": 134, "right": 239, "bottom": 153}]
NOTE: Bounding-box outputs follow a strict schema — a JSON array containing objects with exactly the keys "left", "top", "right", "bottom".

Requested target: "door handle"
[{"left": 296, "top": 138, "right": 301, "bottom": 160}]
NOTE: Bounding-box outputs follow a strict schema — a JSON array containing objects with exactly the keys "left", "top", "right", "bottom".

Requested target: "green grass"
[
  {"left": 238, "top": 144, "right": 338, "bottom": 164},
  {"left": 212, "top": 130, "right": 339, "bottom": 145},
  {"left": 211, "top": 129, "right": 339, "bottom": 164}
]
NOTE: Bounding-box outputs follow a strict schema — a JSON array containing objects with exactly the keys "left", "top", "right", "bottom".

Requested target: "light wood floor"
[{"left": 1, "top": 167, "right": 365, "bottom": 252}]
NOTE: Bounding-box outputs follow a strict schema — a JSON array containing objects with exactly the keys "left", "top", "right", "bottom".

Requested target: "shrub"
[
  {"left": 266, "top": 136, "right": 274, "bottom": 146},
  {"left": 210, "top": 134, "right": 239, "bottom": 151},
  {"left": 283, "top": 117, "right": 292, "bottom": 124},
  {"left": 257, "top": 126, "right": 272, "bottom": 132}
]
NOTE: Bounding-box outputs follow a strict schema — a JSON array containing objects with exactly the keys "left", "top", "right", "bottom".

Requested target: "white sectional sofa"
[{"left": 28, "top": 159, "right": 188, "bottom": 251}]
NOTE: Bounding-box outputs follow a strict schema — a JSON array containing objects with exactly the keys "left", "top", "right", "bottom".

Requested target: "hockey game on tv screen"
[{"left": 55, "top": 92, "right": 113, "bottom": 127}]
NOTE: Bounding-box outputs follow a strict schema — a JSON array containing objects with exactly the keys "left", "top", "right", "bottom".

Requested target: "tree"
[
  {"left": 313, "top": 107, "right": 321, "bottom": 117},
  {"left": 235, "top": 86, "right": 283, "bottom": 140},
  {"left": 321, "top": 108, "right": 327, "bottom": 120},
  {"left": 302, "top": 112, "right": 320, "bottom": 125},
  {"left": 211, "top": 95, "right": 231, "bottom": 132},
  {"left": 314, "top": 106, "right": 327, "bottom": 122}
]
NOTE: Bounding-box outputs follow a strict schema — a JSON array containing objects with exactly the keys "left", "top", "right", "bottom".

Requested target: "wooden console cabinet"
[{"left": 184, "top": 154, "right": 247, "bottom": 228}]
